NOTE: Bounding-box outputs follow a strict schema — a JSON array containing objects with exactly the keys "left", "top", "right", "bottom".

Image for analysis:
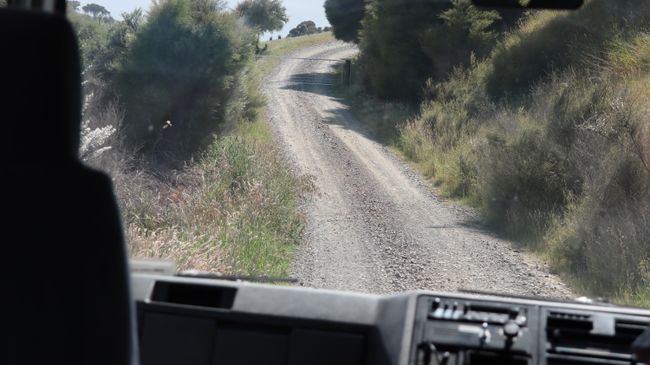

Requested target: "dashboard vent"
[
  {"left": 151, "top": 281, "right": 237, "bottom": 309},
  {"left": 547, "top": 312, "right": 593, "bottom": 331},
  {"left": 546, "top": 311, "right": 649, "bottom": 365},
  {"left": 616, "top": 319, "right": 649, "bottom": 339}
]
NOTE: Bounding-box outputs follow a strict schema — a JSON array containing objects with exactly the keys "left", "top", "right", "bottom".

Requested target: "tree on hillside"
[
  {"left": 357, "top": 0, "right": 502, "bottom": 101},
  {"left": 324, "top": 0, "right": 365, "bottom": 43},
  {"left": 288, "top": 20, "right": 319, "bottom": 37},
  {"left": 236, "top": 0, "right": 288, "bottom": 34},
  {"left": 358, "top": 0, "right": 449, "bottom": 100},
  {"left": 68, "top": 0, "right": 81, "bottom": 11},
  {"left": 82, "top": 3, "right": 113, "bottom": 22}
]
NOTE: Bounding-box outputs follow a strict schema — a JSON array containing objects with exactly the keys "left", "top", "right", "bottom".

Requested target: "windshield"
[{"left": 69, "top": 0, "right": 650, "bottom": 307}]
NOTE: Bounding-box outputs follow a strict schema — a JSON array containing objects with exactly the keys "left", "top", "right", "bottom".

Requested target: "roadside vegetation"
[
  {"left": 328, "top": 0, "right": 650, "bottom": 304},
  {"left": 69, "top": 0, "right": 319, "bottom": 277}
]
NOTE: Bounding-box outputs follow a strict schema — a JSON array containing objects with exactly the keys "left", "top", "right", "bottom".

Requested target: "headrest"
[{"left": 0, "top": 8, "right": 81, "bottom": 166}]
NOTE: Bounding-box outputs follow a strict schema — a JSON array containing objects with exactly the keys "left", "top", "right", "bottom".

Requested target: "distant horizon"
[{"left": 81, "top": 0, "right": 330, "bottom": 37}]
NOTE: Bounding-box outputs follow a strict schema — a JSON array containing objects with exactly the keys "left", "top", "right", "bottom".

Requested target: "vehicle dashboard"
[{"left": 132, "top": 274, "right": 650, "bottom": 365}]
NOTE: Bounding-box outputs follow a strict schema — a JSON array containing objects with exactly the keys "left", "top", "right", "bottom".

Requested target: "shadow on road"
[{"left": 280, "top": 71, "right": 342, "bottom": 96}]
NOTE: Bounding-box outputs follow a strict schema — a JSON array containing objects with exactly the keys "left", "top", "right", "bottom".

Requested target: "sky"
[{"left": 87, "top": 0, "right": 330, "bottom": 37}]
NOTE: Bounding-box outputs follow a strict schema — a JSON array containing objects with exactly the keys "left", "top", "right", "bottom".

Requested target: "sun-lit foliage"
[{"left": 236, "top": 0, "right": 288, "bottom": 34}]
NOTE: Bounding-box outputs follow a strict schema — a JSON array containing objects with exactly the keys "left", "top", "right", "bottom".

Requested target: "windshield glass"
[{"left": 70, "top": 0, "right": 650, "bottom": 307}]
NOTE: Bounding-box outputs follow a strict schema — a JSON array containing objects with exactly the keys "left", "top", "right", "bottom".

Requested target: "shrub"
[
  {"left": 324, "top": 0, "right": 365, "bottom": 43},
  {"left": 127, "top": 129, "right": 312, "bottom": 276},
  {"left": 478, "top": 123, "right": 575, "bottom": 240},
  {"left": 486, "top": 0, "right": 650, "bottom": 100},
  {"left": 357, "top": 0, "right": 449, "bottom": 101},
  {"left": 288, "top": 21, "right": 320, "bottom": 37},
  {"left": 358, "top": 0, "right": 509, "bottom": 102},
  {"left": 548, "top": 149, "right": 650, "bottom": 296},
  {"left": 396, "top": 60, "right": 493, "bottom": 199},
  {"left": 116, "top": 0, "right": 256, "bottom": 157}
]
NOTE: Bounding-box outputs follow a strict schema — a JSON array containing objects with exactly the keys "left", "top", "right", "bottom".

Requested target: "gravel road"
[{"left": 264, "top": 41, "right": 572, "bottom": 298}]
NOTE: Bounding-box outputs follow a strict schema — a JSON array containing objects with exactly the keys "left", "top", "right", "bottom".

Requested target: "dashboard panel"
[{"left": 131, "top": 274, "right": 650, "bottom": 365}]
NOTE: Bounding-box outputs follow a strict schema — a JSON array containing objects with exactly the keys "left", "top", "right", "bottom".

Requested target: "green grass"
[{"left": 124, "top": 121, "right": 311, "bottom": 277}]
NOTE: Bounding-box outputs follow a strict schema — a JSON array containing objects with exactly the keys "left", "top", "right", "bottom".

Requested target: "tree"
[
  {"left": 68, "top": 0, "right": 81, "bottom": 11},
  {"left": 357, "top": 0, "right": 501, "bottom": 101},
  {"left": 324, "top": 0, "right": 365, "bottom": 43},
  {"left": 82, "top": 3, "right": 113, "bottom": 22},
  {"left": 122, "top": 8, "right": 144, "bottom": 34},
  {"left": 357, "top": 0, "right": 450, "bottom": 100},
  {"left": 236, "top": 0, "right": 288, "bottom": 34},
  {"left": 288, "top": 20, "right": 318, "bottom": 37},
  {"left": 420, "top": 0, "right": 500, "bottom": 81}
]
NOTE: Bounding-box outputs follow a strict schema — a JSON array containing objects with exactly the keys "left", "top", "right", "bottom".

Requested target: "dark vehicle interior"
[{"left": 4, "top": 0, "right": 650, "bottom": 364}]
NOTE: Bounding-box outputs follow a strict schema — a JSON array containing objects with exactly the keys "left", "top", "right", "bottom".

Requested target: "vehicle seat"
[{"left": 0, "top": 8, "right": 134, "bottom": 365}]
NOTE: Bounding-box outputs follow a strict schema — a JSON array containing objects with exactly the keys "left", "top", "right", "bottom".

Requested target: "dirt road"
[{"left": 264, "top": 41, "right": 571, "bottom": 297}]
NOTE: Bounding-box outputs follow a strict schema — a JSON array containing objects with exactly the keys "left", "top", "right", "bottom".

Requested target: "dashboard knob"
[
  {"left": 479, "top": 322, "right": 491, "bottom": 344},
  {"left": 504, "top": 320, "right": 520, "bottom": 338}
]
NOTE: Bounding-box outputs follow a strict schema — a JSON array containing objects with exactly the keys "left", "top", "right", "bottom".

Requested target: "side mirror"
[{"left": 472, "top": 0, "right": 583, "bottom": 10}]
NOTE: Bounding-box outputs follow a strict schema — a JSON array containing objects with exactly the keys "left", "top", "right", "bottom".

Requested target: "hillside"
[{"left": 343, "top": 0, "right": 650, "bottom": 304}]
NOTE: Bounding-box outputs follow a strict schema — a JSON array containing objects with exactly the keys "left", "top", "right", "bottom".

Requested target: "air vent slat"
[
  {"left": 546, "top": 311, "right": 650, "bottom": 364},
  {"left": 151, "top": 281, "right": 237, "bottom": 309},
  {"left": 547, "top": 311, "right": 593, "bottom": 331},
  {"left": 616, "top": 319, "right": 649, "bottom": 341}
]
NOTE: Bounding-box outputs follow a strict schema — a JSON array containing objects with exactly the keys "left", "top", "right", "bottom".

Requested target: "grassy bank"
[
  {"left": 93, "top": 33, "right": 334, "bottom": 277},
  {"left": 341, "top": 2, "right": 650, "bottom": 305},
  {"left": 123, "top": 119, "right": 312, "bottom": 276}
]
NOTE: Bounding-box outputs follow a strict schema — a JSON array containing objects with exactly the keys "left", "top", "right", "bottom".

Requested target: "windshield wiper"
[
  {"left": 176, "top": 270, "right": 299, "bottom": 284},
  {"left": 458, "top": 289, "right": 614, "bottom": 306}
]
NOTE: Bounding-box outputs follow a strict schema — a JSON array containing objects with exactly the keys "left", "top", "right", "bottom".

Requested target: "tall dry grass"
[{"left": 83, "top": 99, "right": 311, "bottom": 276}]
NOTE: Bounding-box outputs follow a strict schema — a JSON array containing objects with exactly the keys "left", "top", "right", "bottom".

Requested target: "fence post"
[
  {"left": 341, "top": 60, "right": 352, "bottom": 86},
  {"left": 344, "top": 59, "right": 352, "bottom": 86}
]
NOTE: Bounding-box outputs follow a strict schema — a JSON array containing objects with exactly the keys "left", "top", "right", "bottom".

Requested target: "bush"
[
  {"left": 478, "top": 123, "right": 575, "bottom": 240},
  {"left": 358, "top": 0, "right": 510, "bottom": 102},
  {"left": 324, "top": 0, "right": 365, "bottom": 43},
  {"left": 420, "top": 1, "right": 500, "bottom": 82},
  {"left": 127, "top": 128, "right": 312, "bottom": 276},
  {"left": 116, "top": 0, "right": 256, "bottom": 157},
  {"left": 396, "top": 60, "right": 493, "bottom": 199},
  {"left": 69, "top": 9, "right": 141, "bottom": 89},
  {"left": 548, "top": 150, "right": 650, "bottom": 295},
  {"left": 357, "top": 0, "right": 449, "bottom": 101},
  {"left": 486, "top": 0, "right": 650, "bottom": 100},
  {"left": 288, "top": 21, "right": 320, "bottom": 37}
]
